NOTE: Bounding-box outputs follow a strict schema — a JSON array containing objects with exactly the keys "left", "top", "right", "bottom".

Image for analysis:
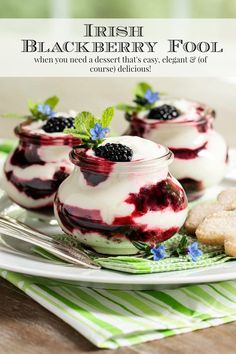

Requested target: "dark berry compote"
[
  {"left": 3, "top": 116, "right": 80, "bottom": 214},
  {"left": 54, "top": 136, "right": 188, "bottom": 255}
]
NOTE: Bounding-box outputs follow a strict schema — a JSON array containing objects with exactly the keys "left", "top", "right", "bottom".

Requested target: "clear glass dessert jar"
[
  {"left": 125, "top": 102, "right": 228, "bottom": 200},
  {"left": 3, "top": 121, "right": 80, "bottom": 213},
  {"left": 54, "top": 145, "right": 188, "bottom": 255}
]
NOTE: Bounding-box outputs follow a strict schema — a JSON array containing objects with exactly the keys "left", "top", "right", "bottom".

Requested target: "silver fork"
[{"left": 0, "top": 215, "right": 100, "bottom": 269}]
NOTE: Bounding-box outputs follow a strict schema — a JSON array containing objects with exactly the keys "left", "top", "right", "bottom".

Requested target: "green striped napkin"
[
  {"left": 0, "top": 140, "right": 15, "bottom": 169},
  {"left": 2, "top": 269, "right": 236, "bottom": 349},
  {"left": 0, "top": 140, "right": 16, "bottom": 154}
]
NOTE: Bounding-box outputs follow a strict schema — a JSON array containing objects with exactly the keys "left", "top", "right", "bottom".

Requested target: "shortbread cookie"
[
  {"left": 184, "top": 202, "right": 225, "bottom": 234},
  {"left": 224, "top": 235, "right": 236, "bottom": 257},
  {"left": 196, "top": 210, "right": 236, "bottom": 246},
  {"left": 217, "top": 188, "right": 236, "bottom": 210}
]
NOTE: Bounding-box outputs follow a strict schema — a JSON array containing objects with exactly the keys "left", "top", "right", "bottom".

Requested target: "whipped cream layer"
[
  {"left": 138, "top": 98, "right": 210, "bottom": 123},
  {"left": 21, "top": 111, "right": 76, "bottom": 138},
  {"left": 87, "top": 135, "right": 167, "bottom": 162},
  {"left": 3, "top": 118, "right": 79, "bottom": 212},
  {"left": 55, "top": 136, "right": 188, "bottom": 255},
  {"left": 126, "top": 98, "right": 227, "bottom": 200}
]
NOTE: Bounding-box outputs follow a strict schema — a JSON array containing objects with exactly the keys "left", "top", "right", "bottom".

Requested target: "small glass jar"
[
  {"left": 125, "top": 99, "right": 228, "bottom": 200},
  {"left": 54, "top": 144, "right": 188, "bottom": 255},
  {"left": 3, "top": 120, "right": 80, "bottom": 214}
]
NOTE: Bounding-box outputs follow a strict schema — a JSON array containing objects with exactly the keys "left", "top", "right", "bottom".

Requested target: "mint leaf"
[
  {"left": 116, "top": 103, "right": 137, "bottom": 113},
  {"left": 27, "top": 96, "right": 59, "bottom": 120},
  {"left": 74, "top": 111, "right": 95, "bottom": 137},
  {"left": 173, "top": 236, "right": 188, "bottom": 256},
  {"left": 132, "top": 241, "right": 151, "bottom": 252},
  {"left": 134, "top": 82, "right": 153, "bottom": 97},
  {"left": 64, "top": 129, "right": 90, "bottom": 140},
  {"left": 64, "top": 107, "right": 114, "bottom": 149},
  {"left": 2, "top": 112, "right": 25, "bottom": 119},
  {"left": 178, "top": 235, "right": 188, "bottom": 250},
  {"left": 44, "top": 96, "right": 59, "bottom": 109},
  {"left": 28, "top": 99, "right": 38, "bottom": 116},
  {"left": 28, "top": 99, "right": 35, "bottom": 110},
  {"left": 101, "top": 106, "right": 114, "bottom": 128}
]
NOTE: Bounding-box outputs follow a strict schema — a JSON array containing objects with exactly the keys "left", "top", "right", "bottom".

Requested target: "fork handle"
[{"left": 0, "top": 223, "right": 100, "bottom": 269}]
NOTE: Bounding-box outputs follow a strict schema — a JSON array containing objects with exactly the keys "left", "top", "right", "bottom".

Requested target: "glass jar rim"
[
  {"left": 127, "top": 97, "right": 215, "bottom": 127},
  {"left": 70, "top": 146, "right": 173, "bottom": 173},
  {"left": 15, "top": 120, "right": 80, "bottom": 146},
  {"left": 129, "top": 115, "right": 213, "bottom": 128}
]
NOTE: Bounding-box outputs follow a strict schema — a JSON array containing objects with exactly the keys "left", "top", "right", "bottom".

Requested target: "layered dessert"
[
  {"left": 119, "top": 83, "right": 228, "bottom": 199},
  {"left": 54, "top": 134, "right": 188, "bottom": 255},
  {"left": 3, "top": 97, "right": 80, "bottom": 213}
]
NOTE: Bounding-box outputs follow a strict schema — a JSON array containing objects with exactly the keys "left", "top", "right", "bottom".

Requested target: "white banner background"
[{"left": 0, "top": 19, "right": 235, "bottom": 77}]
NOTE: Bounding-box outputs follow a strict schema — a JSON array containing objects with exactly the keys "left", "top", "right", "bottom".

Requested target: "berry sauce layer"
[
  {"left": 54, "top": 136, "right": 188, "bottom": 255},
  {"left": 3, "top": 119, "right": 80, "bottom": 212},
  {"left": 125, "top": 98, "right": 227, "bottom": 199}
]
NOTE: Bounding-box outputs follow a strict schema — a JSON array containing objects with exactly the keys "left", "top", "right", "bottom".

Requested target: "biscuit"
[
  {"left": 217, "top": 188, "right": 236, "bottom": 210},
  {"left": 184, "top": 202, "right": 225, "bottom": 235},
  {"left": 196, "top": 210, "right": 236, "bottom": 246},
  {"left": 224, "top": 235, "right": 236, "bottom": 257}
]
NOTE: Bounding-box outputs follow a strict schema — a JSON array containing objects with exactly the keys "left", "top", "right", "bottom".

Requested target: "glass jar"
[
  {"left": 54, "top": 144, "right": 188, "bottom": 255},
  {"left": 3, "top": 121, "right": 80, "bottom": 214},
  {"left": 125, "top": 100, "right": 228, "bottom": 200}
]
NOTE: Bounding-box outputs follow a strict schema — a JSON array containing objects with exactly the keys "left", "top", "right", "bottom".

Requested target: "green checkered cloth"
[
  {"left": 51, "top": 233, "right": 233, "bottom": 274},
  {"left": 1, "top": 141, "right": 236, "bottom": 348},
  {"left": 97, "top": 253, "right": 232, "bottom": 273}
]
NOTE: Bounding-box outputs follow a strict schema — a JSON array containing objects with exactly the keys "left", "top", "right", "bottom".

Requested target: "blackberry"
[
  {"left": 148, "top": 104, "right": 180, "bottom": 120},
  {"left": 133, "top": 95, "right": 148, "bottom": 106},
  {"left": 42, "top": 116, "right": 74, "bottom": 133},
  {"left": 94, "top": 143, "right": 133, "bottom": 162}
]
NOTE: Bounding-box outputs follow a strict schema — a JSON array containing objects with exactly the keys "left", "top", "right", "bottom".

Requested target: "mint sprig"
[
  {"left": 134, "top": 82, "right": 153, "bottom": 97},
  {"left": 117, "top": 82, "right": 161, "bottom": 114},
  {"left": 116, "top": 103, "right": 138, "bottom": 114},
  {"left": 28, "top": 95, "right": 59, "bottom": 121},
  {"left": 100, "top": 106, "right": 114, "bottom": 128},
  {"left": 2, "top": 96, "right": 59, "bottom": 121},
  {"left": 44, "top": 96, "right": 59, "bottom": 109},
  {"left": 64, "top": 106, "right": 114, "bottom": 149}
]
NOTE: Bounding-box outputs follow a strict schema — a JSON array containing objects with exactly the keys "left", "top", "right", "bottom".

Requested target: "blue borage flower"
[
  {"left": 133, "top": 237, "right": 203, "bottom": 262},
  {"left": 64, "top": 107, "right": 114, "bottom": 149},
  {"left": 37, "top": 103, "right": 56, "bottom": 118},
  {"left": 90, "top": 123, "right": 110, "bottom": 141},
  {"left": 151, "top": 245, "right": 166, "bottom": 261},
  {"left": 144, "top": 89, "right": 159, "bottom": 104},
  {"left": 27, "top": 96, "right": 59, "bottom": 121},
  {"left": 117, "top": 82, "right": 161, "bottom": 114},
  {"left": 187, "top": 242, "right": 203, "bottom": 262}
]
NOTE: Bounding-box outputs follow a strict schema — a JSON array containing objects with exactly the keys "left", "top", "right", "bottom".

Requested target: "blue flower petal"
[
  {"left": 90, "top": 123, "right": 110, "bottom": 141},
  {"left": 187, "top": 242, "right": 203, "bottom": 262},
  {"left": 144, "top": 89, "right": 159, "bottom": 104},
  {"left": 151, "top": 245, "right": 166, "bottom": 261},
  {"left": 37, "top": 103, "right": 55, "bottom": 118},
  {"left": 90, "top": 127, "right": 97, "bottom": 140}
]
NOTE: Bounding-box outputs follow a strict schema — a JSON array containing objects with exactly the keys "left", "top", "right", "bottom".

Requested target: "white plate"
[{"left": 0, "top": 150, "right": 236, "bottom": 290}]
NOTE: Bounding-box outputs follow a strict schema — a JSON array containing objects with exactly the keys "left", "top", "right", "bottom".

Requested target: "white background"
[{"left": 0, "top": 19, "right": 235, "bottom": 77}]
